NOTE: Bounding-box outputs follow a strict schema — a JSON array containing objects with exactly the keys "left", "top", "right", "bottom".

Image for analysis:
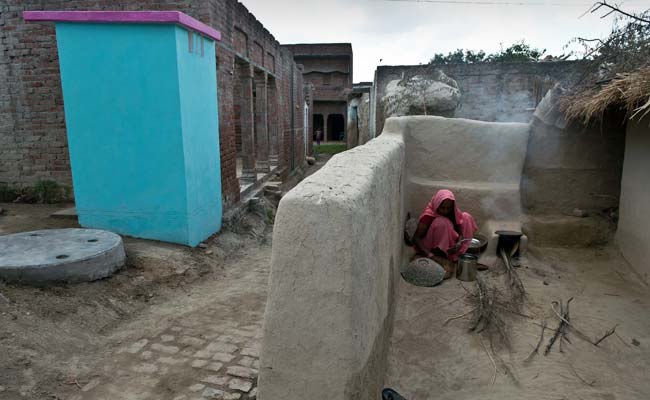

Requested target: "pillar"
[
  {"left": 324, "top": 113, "right": 329, "bottom": 143},
  {"left": 255, "top": 71, "right": 270, "bottom": 173},
  {"left": 268, "top": 79, "right": 279, "bottom": 166},
  {"left": 238, "top": 63, "right": 256, "bottom": 183}
]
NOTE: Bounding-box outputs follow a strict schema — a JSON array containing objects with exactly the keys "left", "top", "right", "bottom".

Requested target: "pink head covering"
[{"left": 418, "top": 189, "right": 465, "bottom": 225}]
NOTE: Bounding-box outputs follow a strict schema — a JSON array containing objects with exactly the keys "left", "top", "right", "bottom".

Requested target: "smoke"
[{"left": 480, "top": 195, "right": 514, "bottom": 221}]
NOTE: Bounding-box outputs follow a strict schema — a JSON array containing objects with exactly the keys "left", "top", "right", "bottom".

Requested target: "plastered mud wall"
[
  {"left": 617, "top": 116, "right": 650, "bottom": 284},
  {"left": 259, "top": 116, "right": 533, "bottom": 399},
  {"left": 404, "top": 116, "right": 529, "bottom": 226},
  {"left": 522, "top": 115, "right": 626, "bottom": 214},
  {"left": 258, "top": 122, "right": 406, "bottom": 400}
]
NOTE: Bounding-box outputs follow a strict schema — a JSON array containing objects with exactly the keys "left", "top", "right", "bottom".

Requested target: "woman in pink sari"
[{"left": 412, "top": 189, "right": 478, "bottom": 278}]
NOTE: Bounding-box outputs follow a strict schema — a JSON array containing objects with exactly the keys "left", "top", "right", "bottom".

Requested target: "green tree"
[
  {"left": 429, "top": 41, "right": 544, "bottom": 65},
  {"left": 487, "top": 41, "right": 545, "bottom": 62}
]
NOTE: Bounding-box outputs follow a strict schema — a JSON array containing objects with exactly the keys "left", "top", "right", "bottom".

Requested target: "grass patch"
[
  {"left": 314, "top": 144, "right": 347, "bottom": 155},
  {"left": 0, "top": 183, "right": 20, "bottom": 202},
  {"left": 0, "top": 180, "right": 71, "bottom": 203},
  {"left": 28, "top": 180, "right": 72, "bottom": 204}
]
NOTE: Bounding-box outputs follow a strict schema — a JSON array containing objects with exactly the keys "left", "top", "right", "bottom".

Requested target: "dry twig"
[
  {"left": 0, "top": 291, "right": 10, "bottom": 304},
  {"left": 500, "top": 248, "right": 526, "bottom": 303},
  {"left": 479, "top": 337, "right": 498, "bottom": 386},
  {"left": 442, "top": 293, "right": 467, "bottom": 307},
  {"left": 443, "top": 308, "right": 477, "bottom": 326},
  {"left": 545, "top": 298, "right": 573, "bottom": 355},
  {"left": 549, "top": 301, "right": 619, "bottom": 347},
  {"left": 65, "top": 378, "right": 82, "bottom": 389},
  {"left": 524, "top": 320, "right": 547, "bottom": 363},
  {"left": 595, "top": 324, "right": 619, "bottom": 346},
  {"left": 550, "top": 300, "right": 596, "bottom": 345},
  {"left": 469, "top": 276, "right": 510, "bottom": 348},
  {"left": 567, "top": 362, "right": 596, "bottom": 387},
  {"left": 590, "top": 1, "right": 650, "bottom": 24}
]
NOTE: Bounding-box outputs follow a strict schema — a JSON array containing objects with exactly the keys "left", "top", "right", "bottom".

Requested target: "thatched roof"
[{"left": 560, "top": 67, "right": 650, "bottom": 124}]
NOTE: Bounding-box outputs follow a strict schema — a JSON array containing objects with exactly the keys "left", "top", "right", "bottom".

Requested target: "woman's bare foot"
[
  {"left": 442, "top": 263, "right": 453, "bottom": 279},
  {"left": 427, "top": 254, "right": 454, "bottom": 279}
]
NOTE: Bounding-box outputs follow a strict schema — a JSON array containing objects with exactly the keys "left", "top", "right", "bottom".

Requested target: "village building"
[
  {"left": 285, "top": 43, "right": 353, "bottom": 143},
  {"left": 0, "top": 0, "right": 319, "bottom": 212},
  {"left": 347, "top": 81, "right": 372, "bottom": 148},
  {"left": 1, "top": 1, "right": 649, "bottom": 400}
]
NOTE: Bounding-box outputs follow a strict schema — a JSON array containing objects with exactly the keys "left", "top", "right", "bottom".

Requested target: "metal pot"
[
  {"left": 457, "top": 253, "right": 478, "bottom": 282},
  {"left": 466, "top": 233, "right": 488, "bottom": 255}
]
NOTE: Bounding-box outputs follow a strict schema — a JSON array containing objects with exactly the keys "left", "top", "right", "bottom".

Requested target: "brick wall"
[
  {"left": 285, "top": 45, "right": 352, "bottom": 97},
  {"left": 299, "top": 58, "right": 351, "bottom": 74},
  {"left": 304, "top": 83, "right": 314, "bottom": 156},
  {"left": 1, "top": 0, "right": 309, "bottom": 210},
  {"left": 284, "top": 43, "right": 352, "bottom": 144},
  {"left": 372, "top": 61, "right": 584, "bottom": 136},
  {"left": 284, "top": 43, "right": 353, "bottom": 58}
]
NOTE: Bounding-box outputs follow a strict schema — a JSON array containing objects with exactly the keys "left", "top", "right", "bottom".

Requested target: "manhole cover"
[{"left": 0, "top": 228, "right": 125, "bottom": 284}]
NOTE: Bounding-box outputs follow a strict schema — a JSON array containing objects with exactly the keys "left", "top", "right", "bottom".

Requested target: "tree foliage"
[
  {"left": 561, "top": 3, "right": 650, "bottom": 122},
  {"left": 430, "top": 41, "right": 545, "bottom": 65},
  {"left": 571, "top": 6, "right": 650, "bottom": 81}
]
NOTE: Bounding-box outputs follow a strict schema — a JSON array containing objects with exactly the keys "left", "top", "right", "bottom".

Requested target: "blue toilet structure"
[{"left": 24, "top": 11, "right": 223, "bottom": 246}]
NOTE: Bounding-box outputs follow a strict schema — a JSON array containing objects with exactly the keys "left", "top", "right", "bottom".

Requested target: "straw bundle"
[{"left": 560, "top": 67, "right": 650, "bottom": 123}]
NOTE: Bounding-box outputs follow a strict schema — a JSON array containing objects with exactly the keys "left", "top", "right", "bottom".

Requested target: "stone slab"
[
  {"left": 50, "top": 206, "right": 78, "bottom": 220},
  {"left": 0, "top": 228, "right": 125, "bottom": 284}
]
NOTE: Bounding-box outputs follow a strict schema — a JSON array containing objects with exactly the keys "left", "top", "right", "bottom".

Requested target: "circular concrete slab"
[{"left": 0, "top": 228, "right": 125, "bottom": 284}]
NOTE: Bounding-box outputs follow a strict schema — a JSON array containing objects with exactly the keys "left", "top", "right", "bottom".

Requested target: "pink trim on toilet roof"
[{"left": 23, "top": 10, "right": 221, "bottom": 41}]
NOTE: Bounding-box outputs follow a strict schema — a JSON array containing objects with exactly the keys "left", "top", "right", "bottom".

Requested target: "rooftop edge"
[{"left": 23, "top": 10, "right": 222, "bottom": 42}]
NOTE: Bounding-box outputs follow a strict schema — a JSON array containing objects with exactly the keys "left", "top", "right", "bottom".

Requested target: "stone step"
[
  {"left": 264, "top": 181, "right": 282, "bottom": 191},
  {"left": 50, "top": 207, "right": 78, "bottom": 220},
  {"left": 263, "top": 185, "right": 282, "bottom": 197}
]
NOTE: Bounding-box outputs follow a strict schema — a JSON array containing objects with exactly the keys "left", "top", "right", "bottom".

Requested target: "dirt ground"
[
  {"left": 0, "top": 155, "right": 331, "bottom": 400},
  {"left": 387, "top": 245, "right": 650, "bottom": 400},
  {"left": 0, "top": 202, "right": 273, "bottom": 400}
]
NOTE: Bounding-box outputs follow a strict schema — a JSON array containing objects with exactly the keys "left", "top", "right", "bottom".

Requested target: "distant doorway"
[
  {"left": 313, "top": 114, "right": 324, "bottom": 140},
  {"left": 327, "top": 114, "right": 345, "bottom": 142}
]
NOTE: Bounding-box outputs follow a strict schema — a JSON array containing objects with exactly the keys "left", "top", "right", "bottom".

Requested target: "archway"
[{"left": 327, "top": 114, "right": 345, "bottom": 142}]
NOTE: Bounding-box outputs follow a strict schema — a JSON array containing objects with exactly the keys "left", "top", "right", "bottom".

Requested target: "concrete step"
[
  {"left": 50, "top": 207, "right": 78, "bottom": 220},
  {"left": 264, "top": 186, "right": 282, "bottom": 196}
]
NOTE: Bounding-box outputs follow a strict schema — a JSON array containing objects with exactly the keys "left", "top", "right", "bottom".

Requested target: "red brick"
[{"left": 1, "top": 0, "right": 312, "bottom": 211}]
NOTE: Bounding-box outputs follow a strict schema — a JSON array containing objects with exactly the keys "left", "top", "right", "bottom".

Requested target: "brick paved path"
[{"left": 70, "top": 248, "right": 269, "bottom": 400}]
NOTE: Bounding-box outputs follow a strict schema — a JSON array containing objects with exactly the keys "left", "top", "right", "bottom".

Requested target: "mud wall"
[
  {"left": 522, "top": 115, "right": 626, "bottom": 214},
  {"left": 259, "top": 116, "right": 534, "bottom": 399},
  {"left": 404, "top": 116, "right": 529, "bottom": 225},
  {"left": 371, "top": 61, "right": 582, "bottom": 137},
  {"left": 259, "top": 123, "right": 406, "bottom": 400},
  {"left": 617, "top": 116, "right": 650, "bottom": 284},
  {"left": 347, "top": 96, "right": 360, "bottom": 148},
  {"left": 358, "top": 92, "right": 371, "bottom": 145}
]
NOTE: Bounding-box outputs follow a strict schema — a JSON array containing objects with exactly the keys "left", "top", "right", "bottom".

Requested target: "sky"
[{"left": 239, "top": 0, "right": 649, "bottom": 82}]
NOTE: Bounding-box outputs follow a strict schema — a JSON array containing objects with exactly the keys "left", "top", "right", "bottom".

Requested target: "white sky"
[{"left": 239, "top": 0, "right": 649, "bottom": 82}]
